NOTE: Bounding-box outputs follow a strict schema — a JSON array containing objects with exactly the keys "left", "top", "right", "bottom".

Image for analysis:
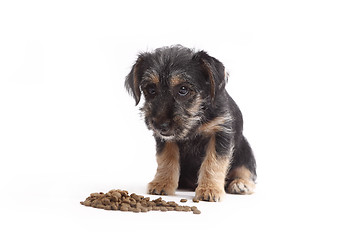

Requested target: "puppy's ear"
[
  {"left": 125, "top": 55, "right": 146, "bottom": 105},
  {"left": 193, "top": 51, "right": 228, "bottom": 102}
]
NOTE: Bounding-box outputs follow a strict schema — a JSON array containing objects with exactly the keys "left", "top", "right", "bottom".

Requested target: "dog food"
[
  {"left": 192, "top": 198, "right": 200, "bottom": 203},
  {"left": 80, "top": 189, "right": 201, "bottom": 214}
]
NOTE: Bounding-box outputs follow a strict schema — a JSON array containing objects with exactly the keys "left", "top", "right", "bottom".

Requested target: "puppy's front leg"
[
  {"left": 195, "top": 135, "right": 231, "bottom": 202},
  {"left": 148, "top": 141, "right": 180, "bottom": 195}
]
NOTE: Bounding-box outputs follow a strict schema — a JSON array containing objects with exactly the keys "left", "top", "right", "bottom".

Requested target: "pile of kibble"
[{"left": 80, "top": 189, "right": 201, "bottom": 214}]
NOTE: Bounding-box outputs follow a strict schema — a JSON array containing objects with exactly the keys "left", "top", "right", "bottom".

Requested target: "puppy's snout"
[
  {"left": 159, "top": 121, "right": 170, "bottom": 131},
  {"left": 153, "top": 120, "right": 172, "bottom": 136}
]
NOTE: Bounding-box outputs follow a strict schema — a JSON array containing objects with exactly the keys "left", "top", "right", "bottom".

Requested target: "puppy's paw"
[
  {"left": 147, "top": 181, "right": 176, "bottom": 195},
  {"left": 194, "top": 186, "right": 225, "bottom": 202},
  {"left": 226, "top": 178, "right": 255, "bottom": 195}
]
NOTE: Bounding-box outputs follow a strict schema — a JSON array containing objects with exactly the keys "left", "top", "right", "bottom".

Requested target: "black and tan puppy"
[{"left": 125, "top": 45, "right": 256, "bottom": 201}]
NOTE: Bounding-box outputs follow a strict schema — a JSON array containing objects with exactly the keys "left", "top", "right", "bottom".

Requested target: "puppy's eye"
[
  {"left": 147, "top": 86, "right": 156, "bottom": 95},
  {"left": 178, "top": 86, "right": 189, "bottom": 96}
]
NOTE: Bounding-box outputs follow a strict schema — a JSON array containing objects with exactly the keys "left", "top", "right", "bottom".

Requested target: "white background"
[{"left": 1, "top": 0, "right": 359, "bottom": 239}]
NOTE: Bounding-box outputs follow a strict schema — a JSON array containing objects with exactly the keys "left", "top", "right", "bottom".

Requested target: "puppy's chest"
[{"left": 177, "top": 136, "right": 210, "bottom": 165}]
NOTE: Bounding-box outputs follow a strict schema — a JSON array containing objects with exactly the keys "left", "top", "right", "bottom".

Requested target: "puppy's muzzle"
[{"left": 152, "top": 119, "right": 173, "bottom": 136}]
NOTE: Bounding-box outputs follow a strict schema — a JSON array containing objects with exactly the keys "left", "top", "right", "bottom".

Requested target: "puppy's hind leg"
[
  {"left": 226, "top": 137, "right": 256, "bottom": 195},
  {"left": 226, "top": 166, "right": 256, "bottom": 194}
]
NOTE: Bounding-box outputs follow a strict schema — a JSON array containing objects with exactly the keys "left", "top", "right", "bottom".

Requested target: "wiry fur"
[{"left": 125, "top": 45, "right": 257, "bottom": 201}]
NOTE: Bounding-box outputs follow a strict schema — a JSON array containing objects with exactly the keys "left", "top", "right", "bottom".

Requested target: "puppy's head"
[{"left": 125, "top": 45, "right": 227, "bottom": 140}]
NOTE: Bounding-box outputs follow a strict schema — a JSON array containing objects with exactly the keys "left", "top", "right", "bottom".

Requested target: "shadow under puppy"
[{"left": 125, "top": 45, "right": 256, "bottom": 202}]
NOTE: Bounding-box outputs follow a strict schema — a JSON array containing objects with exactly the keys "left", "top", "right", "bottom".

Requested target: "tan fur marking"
[
  {"left": 149, "top": 73, "right": 159, "bottom": 84},
  {"left": 226, "top": 166, "right": 255, "bottom": 194},
  {"left": 148, "top": 141, "right": 180, "bottom": 195},
  {"left": 188, "top": 95, "right": 203, "bottom": 116},
  {"left": 195, "top": 135, "right": 231, "bottom": 202},
  {"left": 197, "top": 115, "right": 231, "bottom": 134},
  {"left": 175, "top": 94, "right": 203, "bottom": 139},
  {"left": 169, "top": 76, "right": 185, "bottom": 87}
]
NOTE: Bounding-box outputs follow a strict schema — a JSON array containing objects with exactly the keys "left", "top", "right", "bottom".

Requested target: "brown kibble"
[
  {"left": 192, "top": 198, "right": 199, "bottom": 203},
  {"left": 90, "top": 193, "right": 101, "bottom": 197},
  {"left": 140, "top": 200, "right": 148, "bottom": 206},
  {"left": 80, "top": 189, "right": 201, "bottom": 214},
  {"left": 132, "top": 208, "right": 141, "bottom": 213},
  {"left": 112, "top": 192, "right": 121, "bottom": 199},
  {"left": 102, "top": 198, "right": 111, "bottom": 205},
  {"left": 110, "top": 196, "right": 118, "bottom": 202},
  {"left": 140, "top": 207, "right": 148, "bottom": 212},
  {"left": 120, "top": 206, "right": 129, "bottom": 211},
  {"left": 152, "top": 206, "right": 160, "bottom": 211},
  {"left": 95, "top": 204, "right": 105, "bottom": 209},
  {"left": 168, "top": 201, "right": 177, "bottom": 207},
  {"left": 193, "top": 209, "right": 201, "bottom": 214},
  {"left": 122, "top": 203, "right": 130, "bottom": 208},
  {"left": 184, "top": 206, "right": 191, "bottom": 212},
  {"left": 154, "top": 197, "right": 162, "bottom": 203}
]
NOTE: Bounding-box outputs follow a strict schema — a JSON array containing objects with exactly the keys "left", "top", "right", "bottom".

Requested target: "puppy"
[{"left": 125, "top": 45, "right": 256, "bottom": 201}]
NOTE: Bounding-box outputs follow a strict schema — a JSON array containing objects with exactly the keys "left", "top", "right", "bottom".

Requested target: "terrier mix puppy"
[{"left": 125, "top": 45, "right": 256, "bottom": 201}]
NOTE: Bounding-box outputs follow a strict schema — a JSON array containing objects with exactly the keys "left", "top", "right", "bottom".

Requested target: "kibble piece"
[
  {"left": 191, "top": 206, "right": 198, "bottom": 211},
  {"left": 120, "top": 206, "right": 129, "bottom": 211},
  {"left": 175, "top": 206, "right": 183, "bottom": 211},
  {"left": 192, "top": 198, "right": 199, "bottom": 203},
  {"left": 180, "top": 199, "right": 187, "bottom": 203},
  {"left": 152, "top": 206, "right": 160, "bottom": 211},
  {"left": 102, "top": 198, "right": 111, "bottom": 205},
  {"left": 193, "top": 209, "right": 201, "bottom": 214},
  {"left": 95, "top": 204, "right": 105, "bottom": 209},
  {"left": 110, "top": 196, "right": 118, "bottom": 202},
  {"left": 184, "top": 206, "right": 191, "bottom": 212},
  {"left": 110, "top": 203, "right": 117, "bottom": 210},
  {"left": 154, "top": 197, "right": 162, "bottom": 203},
  {"left": 132, "top": 208, "right": 141, "bottom": 213},
  {"left": 90, "top": 193, "right": 101, "bottom": 198},
  {"left": 140, "top": 207, "right": 148, "bottom": 212},
  {"left": 112, "top": 192, "right": 121, "bottom": 199},
  {"left": 168, "top": 201, "right": 177, "bottom": 207},
  {"left": 140, "top": 200, "right": 148, "bottom": 206},
  {"left": 82, "top": 200, "right": 91, "bottom": 206}
]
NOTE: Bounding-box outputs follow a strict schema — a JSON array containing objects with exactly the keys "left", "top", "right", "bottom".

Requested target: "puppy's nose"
[
  {"left": 159, "top": 122, "right": 170, "bottom": 134},
  {"left": 153, "top": 120, "right": 171, "bottom": 136}
]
